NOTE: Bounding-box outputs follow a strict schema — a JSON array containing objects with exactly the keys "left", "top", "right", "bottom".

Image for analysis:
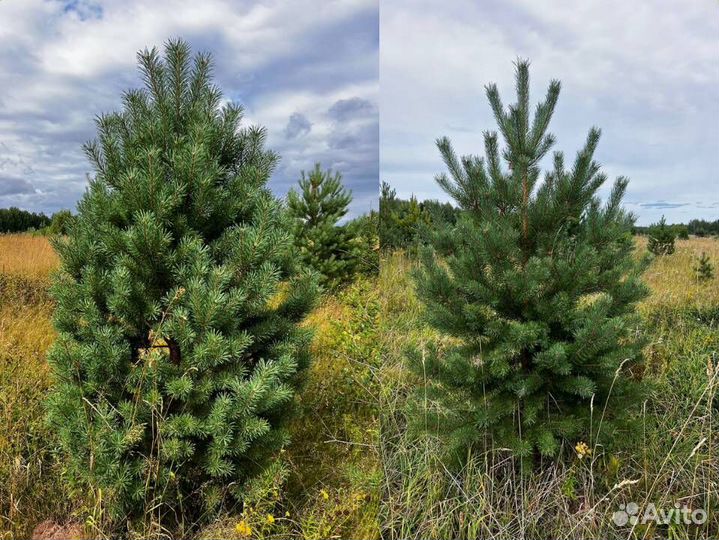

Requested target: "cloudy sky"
[
  {"left": 0, "top": 0, "right": 378, "bottom": 218},
  {"left": 381, "top": 0, "right": 718, "bottom": 225}
]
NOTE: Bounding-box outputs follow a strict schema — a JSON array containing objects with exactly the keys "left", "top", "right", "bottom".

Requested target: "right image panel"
[{"left": 379, "top": 1, "right": 719, "bottom": 539}]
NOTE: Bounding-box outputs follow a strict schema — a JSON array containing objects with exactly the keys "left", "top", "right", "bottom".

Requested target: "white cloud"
[
  {"left": 0, "top": 0, "right": 378, "bottom": 216},
  {"left": 380, "top": 0, "right": 718, "bottom": 225}
]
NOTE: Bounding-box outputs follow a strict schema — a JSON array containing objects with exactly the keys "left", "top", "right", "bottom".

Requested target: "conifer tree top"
[
  {"left": 288, "top": 163, "right": 352, "bottom": 227},
  {"left": 433, "top": 59, "right": 634, "bottom": 259}
]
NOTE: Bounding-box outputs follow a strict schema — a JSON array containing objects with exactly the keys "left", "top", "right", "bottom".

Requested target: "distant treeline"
[
  {"left": 380, "top": 182, "right": 460, "bottom": 249},
  {"left": 0, "top": 207, "right": 74, "bottom": 234},
  {"left": 0, "top": 207, "right": 50, "bottom": 233},
  {"left": 2, "top": 197, "right": 717, "bottom": 243},
  {"left": 380, "top": 182, "right": 718, "bottom": 249},
  {"left": 633, "top": 219, "right": 719, "bottom": 238}
]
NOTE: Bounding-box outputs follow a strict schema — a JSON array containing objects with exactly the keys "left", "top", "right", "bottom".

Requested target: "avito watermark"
[{"left": 612, "top": 502, "right": 707, "bottom": 527}]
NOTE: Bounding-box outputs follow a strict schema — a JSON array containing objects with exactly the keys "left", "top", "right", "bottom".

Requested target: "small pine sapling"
[
  {"left": 647, "top": 216, "right": 676, "bottom": 255},
  {"left": 694, "top": 252, "right": 714, "bottom": 282},
  {"left": 288, "top": 163, "right": 361, "bottom": 288}
]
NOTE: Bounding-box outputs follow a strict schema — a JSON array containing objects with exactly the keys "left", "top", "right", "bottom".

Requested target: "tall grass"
[
  {"left": 639, "top": 237, "right": 719, "bottom": 326},
  {"left": 0, "top": 234, "right": 58, "bottom": 280},
  {"left": 0, "top": 237, "right": 74, "bottom": 539}
]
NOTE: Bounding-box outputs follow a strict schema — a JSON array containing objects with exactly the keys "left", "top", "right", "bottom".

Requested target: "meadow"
[{"left": 0, "top": 233, "right": 717, "bottom": 539}]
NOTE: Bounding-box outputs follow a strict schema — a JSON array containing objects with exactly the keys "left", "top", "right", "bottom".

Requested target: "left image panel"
[{"left": 0, "top": 2, "right": 379, "bottom": 539}]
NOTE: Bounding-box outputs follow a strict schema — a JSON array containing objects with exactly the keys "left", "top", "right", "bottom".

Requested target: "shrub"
[
  {"left": 411, "top": 61, "right": 648, "bottom": 461},
  {"left": 647, "top": 216, "right": 676, "bottom": 255},
  {"left": 48, "top": 209, "right": 75, "bottom": 235},
  {"left": 45, "top": 39, "right": 318, "bottom": 529},
  {"left": 693, "top": 251, "right": 714, "bottom": 282}
]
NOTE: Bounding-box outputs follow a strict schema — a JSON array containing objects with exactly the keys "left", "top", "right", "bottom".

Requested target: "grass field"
[
  {"left": 0, "top": 234, "right": 717, "bottom": 539},
  {"left": 0, "top": 235, "right": 58, "bottom": 280}
]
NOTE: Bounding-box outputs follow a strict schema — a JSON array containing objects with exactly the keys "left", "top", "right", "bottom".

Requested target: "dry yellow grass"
[
  {"left": 0, "top": 261, "right": 64, "bottom": 538},
  {"left": 638, "top": 236, "right": 719, "bottom": 315},
  {"left": 0, "top": 303, "right": 56, "bottom": 359},
  {"left": 0, "top": 234, "right": 59, "bottom": 280}
]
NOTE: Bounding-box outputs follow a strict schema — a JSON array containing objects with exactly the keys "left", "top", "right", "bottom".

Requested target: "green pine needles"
[
  {"left": 647, "top": 216, "right": 677, "bottom": 255},
  {"left": 288, "top": 163, "right": 361, "bottom": 288},
  {"left": 379, "top": 182, "right": 427, "bottom": 250},
  {"left": 411, "top": 61, "right": 648, "bottom": 461},
  {"left": 694, "top": 252, "right": 714, "bottom": 282},
  {"left": 46, "top": 39, "right": 318, "bottom": 526}
]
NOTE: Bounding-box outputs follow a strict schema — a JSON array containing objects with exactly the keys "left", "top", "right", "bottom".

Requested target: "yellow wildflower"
[
  {"left": 320, "top": 489, "right": 329, "bottom": 501},
  {"left": 266, "top": 514, "right": 275, "bottom": 525},
  {"left": 235, "top": 520, "right": 252, "bottom": 538},
  {"left": 575, "top": 441, "right": 591, "bottom": 459}
]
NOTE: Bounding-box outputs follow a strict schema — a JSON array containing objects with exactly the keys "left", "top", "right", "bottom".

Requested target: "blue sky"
[
  {"left": 381, "top": 0, "right": 718, "bottom": 225},
  {"left": 0, "top": 0, "right": 378, "bottom": 218}
]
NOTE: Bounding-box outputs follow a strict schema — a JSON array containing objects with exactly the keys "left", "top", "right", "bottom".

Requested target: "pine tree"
[
  {"left": 46, "top": 40, "right": 318, "bottom": 526},
  {"left": 287, "top": 163, "right": 360, "bottom": 288},
  {"left": 379, "top": 181, "right": 402, "bottom": 249},
  {"left": 675, "top": 224, "right": 689, "bottom": 240},
  {"left": 694, "top": 252, "right": 714, "bottom": 282},
  {"left": 48, "top": 209, "right": 75, "bottom": 235},
  {"left": 345, "top": 210, "right": 380, "bottom": 276},
  {"left": 411, "top": 61, "right": 648, "bottom": 461},
  {"left": 379, "top": 182, "right": 430, "bottom": 249},
  {"left": 399, "top": 196, "right": 425, "bottom": 246},
  {"left": 647, "top": 216, "right": 676, "bottom": 255}
]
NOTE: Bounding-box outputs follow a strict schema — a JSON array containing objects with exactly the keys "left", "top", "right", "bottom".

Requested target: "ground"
[{"left": 0, "top": 234, "right": 717, "bottom": 539}]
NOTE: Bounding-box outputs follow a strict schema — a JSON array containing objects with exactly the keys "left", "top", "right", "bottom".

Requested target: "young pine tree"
[
  {"left": 379, "top": 182, "right": 429, "bottom": 250},
  {"left": 46, "top": 40, "right": 318, "bottom": 526},
  {"left": 412, "top": 61, "right": 648, "bottom": 461},
  {"left": 694, "top": 252, "right": 714, "bottom": 282},
  {"left": 48, "top": 209, "right": 75, "bottom": 235},
  {"left": 647, "top": 216, "right": 676, "bottom": 255},
  {"left": 379, "top": 181, "right": 402, "bottom": 249},
  {"left": 345, "top": 210, "right": 380, "bottom": 276},
  {"left": 287, "top": 163, "right": 360, "bottom": 287}
]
